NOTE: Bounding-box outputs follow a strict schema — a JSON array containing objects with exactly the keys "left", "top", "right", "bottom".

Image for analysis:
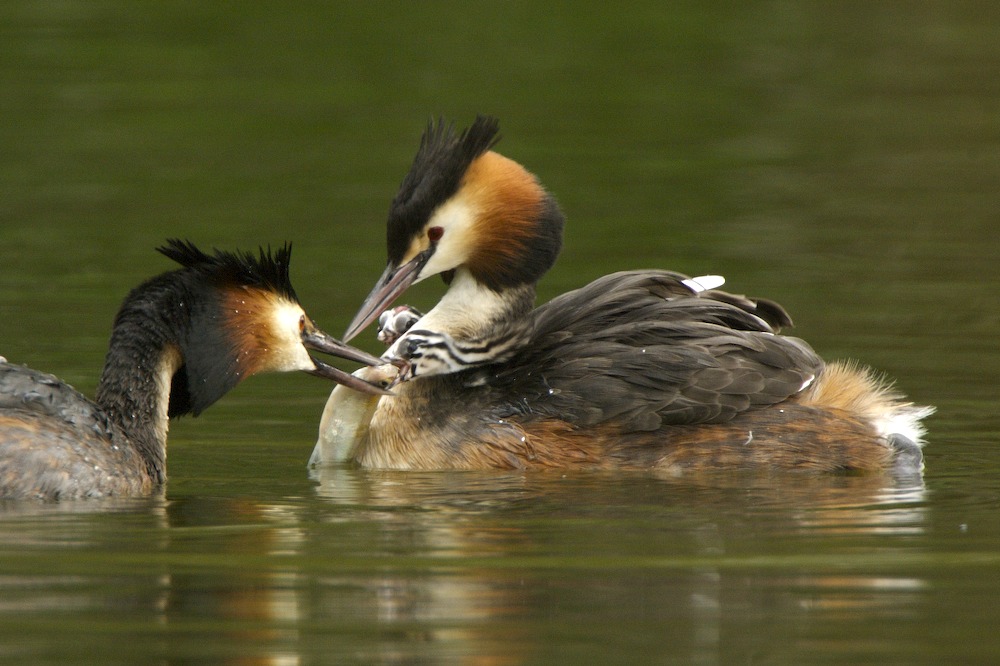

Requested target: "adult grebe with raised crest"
[
  {"left": 314, "top": 117, "right": 932, "bottom": 474},
  {"left": 0, "top": 240, "right": 387, "bottom": 500}
]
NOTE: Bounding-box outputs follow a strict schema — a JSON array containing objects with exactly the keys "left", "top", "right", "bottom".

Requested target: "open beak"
[
  {"left": 302, "top": 327, "right": 393, "bottom": 396},
  {"left": 343, "top": 250, "right": 432, "bottom": 342}
]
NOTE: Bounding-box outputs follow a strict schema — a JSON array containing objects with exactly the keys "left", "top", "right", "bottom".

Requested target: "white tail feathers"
[{"left": 798, "top": 360, "right": 934, "bottom": 446}]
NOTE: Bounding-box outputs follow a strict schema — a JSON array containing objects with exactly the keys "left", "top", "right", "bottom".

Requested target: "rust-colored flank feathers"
[{"left": 317, "top": 116, "right": 933, "bottom": 477}]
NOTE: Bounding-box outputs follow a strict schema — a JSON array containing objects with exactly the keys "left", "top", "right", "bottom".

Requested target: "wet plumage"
[{"left": 0, "top": 240, "right": 383, "bottom": 500}]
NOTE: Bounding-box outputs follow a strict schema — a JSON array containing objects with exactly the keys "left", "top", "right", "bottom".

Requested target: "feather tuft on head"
[{"left": 157, "top": 239, "right": 299, "bottom": 303}]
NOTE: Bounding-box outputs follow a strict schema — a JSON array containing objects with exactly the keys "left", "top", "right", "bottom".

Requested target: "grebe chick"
[
  {"left": 320, "top": 117, "right": 933, "bottom": 474},
  {"left": 0, "top": 240, "right": 386, "bottom": 500}
]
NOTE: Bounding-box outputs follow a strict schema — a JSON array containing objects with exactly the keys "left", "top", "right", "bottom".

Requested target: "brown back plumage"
[{"left": 458, "top": 270, "right": 823, "bottom": 432}]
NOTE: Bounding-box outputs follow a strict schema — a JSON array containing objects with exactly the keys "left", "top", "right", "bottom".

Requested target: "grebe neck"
[
  {"left": 412, "top": 268, "right": 534, "bottom": 340},
  {"left": 93, "top": 284, "right": 191, "bottom": 484},
  {"left": 384, "top": 268, "right": 537, "bottom": 376}
]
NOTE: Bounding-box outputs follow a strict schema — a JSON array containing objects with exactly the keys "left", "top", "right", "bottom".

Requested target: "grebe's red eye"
[
  {"left": 427, "top": 226, "right": 444, "bottom": 243},
  {"left": 298, "top": 314, "right": 306, "bottom": 332}
]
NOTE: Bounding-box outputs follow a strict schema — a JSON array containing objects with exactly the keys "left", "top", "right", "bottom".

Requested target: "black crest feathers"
[
  {"left": 157, "top": 239, "right": 299, "bottom": 302},
  {"left": 386, "top": 115, "right": 501, "bottom": 265}
]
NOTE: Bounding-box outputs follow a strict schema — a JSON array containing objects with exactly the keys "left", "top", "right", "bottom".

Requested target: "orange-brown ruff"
[
  {"left": 319, "top": 117, "right": 933, "bottom": 475},
  {"left": 0, "top": 240, "right": 382, "bottom": 500}
]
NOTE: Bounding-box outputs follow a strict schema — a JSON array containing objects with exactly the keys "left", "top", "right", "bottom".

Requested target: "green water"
[{"left": 2, "top": 2, "right": 999, "bottom": 663}]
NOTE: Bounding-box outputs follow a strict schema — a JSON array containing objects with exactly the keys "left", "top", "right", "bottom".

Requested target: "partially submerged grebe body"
[
  {"left": 314, "top": 117, "right": 932, "bottom": 474},
  {"left": 0, "top": 240, "right": 384, "bottom": 500}
]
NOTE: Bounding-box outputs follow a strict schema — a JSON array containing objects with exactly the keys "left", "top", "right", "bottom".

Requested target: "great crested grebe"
[
  {"left": 313, "top": 116, "right": 933, "bottom": 474},
  {"left": 0, "top": 240, "right": 387, "bottom": 500}
]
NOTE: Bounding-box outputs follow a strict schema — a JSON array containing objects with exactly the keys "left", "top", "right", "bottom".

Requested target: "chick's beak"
[
  {"left": 301, "top": 326, "right": 393, "bottom": 396},
  {"left": 343, "top": 249, "right": 432, "bottom": 342}
]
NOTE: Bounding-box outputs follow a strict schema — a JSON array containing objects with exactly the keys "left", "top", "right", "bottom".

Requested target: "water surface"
[{"left": 1, "top": 2, "right": 998, "bottom": 663}]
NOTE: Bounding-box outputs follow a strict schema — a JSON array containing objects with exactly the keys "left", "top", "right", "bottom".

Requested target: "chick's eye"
[{"left": 427, "top": 226, "right": 444, "bottom": 243}]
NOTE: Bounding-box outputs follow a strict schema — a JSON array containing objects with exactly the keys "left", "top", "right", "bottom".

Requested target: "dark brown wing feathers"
[{"left": 483, "top": 271, "right": 823, "bottom": 433}]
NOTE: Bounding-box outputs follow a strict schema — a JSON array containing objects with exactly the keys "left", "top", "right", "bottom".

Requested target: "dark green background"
[{"left": 1, "top": 2, "right": 997, "bottom": 663}]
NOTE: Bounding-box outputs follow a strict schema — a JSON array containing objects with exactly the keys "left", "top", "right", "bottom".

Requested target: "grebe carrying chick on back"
[
  {"left": 0, "top": 240, "right": 387, "bottom": 500},
  {"left": 312, "top": 116, "right": 932, "bottom": 474}
]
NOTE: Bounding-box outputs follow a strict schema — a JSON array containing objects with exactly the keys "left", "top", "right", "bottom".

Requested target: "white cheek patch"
[
  {"left": 417, "top": 196, "right": 477, "bottom": 281},
  {"left": 267, "top": 301, "right": 314, "bottom": 372}
]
